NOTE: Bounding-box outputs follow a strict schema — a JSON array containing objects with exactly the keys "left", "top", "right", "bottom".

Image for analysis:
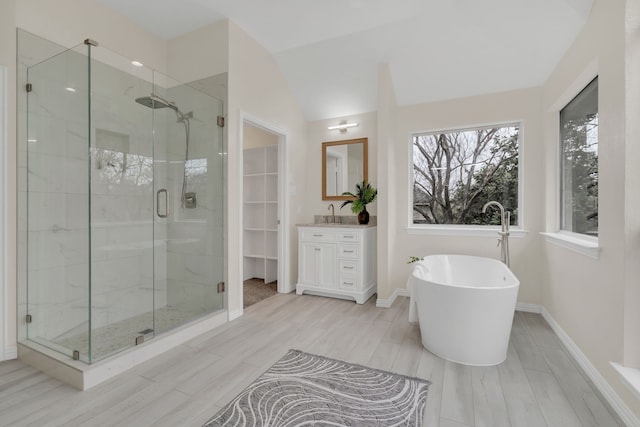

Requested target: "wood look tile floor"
[{"left": 0, "top": 294, "right": 624, "bottom": 426}]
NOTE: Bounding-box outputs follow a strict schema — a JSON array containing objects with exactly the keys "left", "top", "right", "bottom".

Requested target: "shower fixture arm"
[{"left": 135, "top": 93, "right": 194, "bottom": 209}]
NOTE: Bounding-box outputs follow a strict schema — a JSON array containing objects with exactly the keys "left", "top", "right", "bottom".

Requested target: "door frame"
[{"left": 238, "top": 112, "right": 290, "bottom": 312}]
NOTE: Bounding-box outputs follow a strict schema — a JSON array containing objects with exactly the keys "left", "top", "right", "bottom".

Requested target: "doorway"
[{"left": 241, "top": 121, "right": 285, "bottom": 308}]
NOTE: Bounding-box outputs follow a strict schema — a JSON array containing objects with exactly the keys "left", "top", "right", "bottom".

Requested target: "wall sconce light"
[{"left": 328, "top": 120, "right": 359, "bottom": 133}]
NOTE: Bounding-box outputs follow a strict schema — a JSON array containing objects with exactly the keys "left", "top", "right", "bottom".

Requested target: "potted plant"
[{"left": 340, "top": 180, "right": 377, "bottom": 224}]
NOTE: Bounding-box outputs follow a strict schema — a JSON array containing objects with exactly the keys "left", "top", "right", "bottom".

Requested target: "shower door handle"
[{"left": 157, "top": 189, "right": 168, "bottom": 218}]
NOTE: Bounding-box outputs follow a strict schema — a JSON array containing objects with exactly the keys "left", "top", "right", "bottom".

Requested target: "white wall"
[
  {"left": 377, "top": 87, "right": 544, "bottom": 304},
  {"left": 16, "top": 0, "right": 167, "bottom": 73},
  {"left": 542, "top": 0, "right": 640, "bottom": 417},
  {"left": 227, "top": 21, "right": 308, "bottom": 318},
  {"left": 306, "top": 112, "right": 377, "bottom": 219},
  {"left": 167, "top": 21, "right": 228, "bottom": 84},
  {"left": 243, "top": 123, "right": 278, "bottom": 149},
  {"left": 624, "top": 0, "right": 640, "bottom": 370},
  {"left": 376, "top": 63, "right": 398, "bottom": 305},
  {"left": 0, "top": 0, "right": 17, "bottom": 358}
]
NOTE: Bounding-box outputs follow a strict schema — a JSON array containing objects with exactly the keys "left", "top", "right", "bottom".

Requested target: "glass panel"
[
  {"left": 89, "top": 46, "right": 155, "bottom": 362},
  {"left": 153, "top": 72, "right": 225, "bottom": 334},
  {"left": 26, "top": 43, "right": 91, "bottom": 362},
  {"left": 560, "top": 77, "right": 599, "bottom": 236},
  {"left": 412, "top": 124, "right": 519, "bottom": 225}
]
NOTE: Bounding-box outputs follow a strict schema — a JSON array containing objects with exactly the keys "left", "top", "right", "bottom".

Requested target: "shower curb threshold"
[{"left": 17, "top": 309, "right": 228, "bottom": 390}]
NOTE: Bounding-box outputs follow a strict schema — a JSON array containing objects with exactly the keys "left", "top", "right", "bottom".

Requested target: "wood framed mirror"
[{"left": 322, "top": 138, "right": 368, "bottom": 200}]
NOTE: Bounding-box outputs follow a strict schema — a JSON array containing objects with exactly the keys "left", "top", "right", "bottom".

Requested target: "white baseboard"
[
  {"left": 398, "top": 289, "right": 410, "bottom": 297},
  {"left": 4, "top": 345, "right": 16, "bottom": 360},
  {"left": 376, "top": 288, "right": 410, "bottom": 308},
  {"left": 541, "top": 307, "right": 640, "bottom": 427},
  {"left": 229, "top": 309, "right": 243, "bottom": 321},
  {"left": 376, "top": 289, "right": 398, "bottom": 308},
  {"left": 515, "top": 302, "right": 542, "bottom": 313}
]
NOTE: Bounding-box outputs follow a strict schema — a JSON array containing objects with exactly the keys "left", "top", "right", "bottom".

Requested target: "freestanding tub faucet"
[{"left": 482, "top": 201, "right": 510, "bottom": 267}]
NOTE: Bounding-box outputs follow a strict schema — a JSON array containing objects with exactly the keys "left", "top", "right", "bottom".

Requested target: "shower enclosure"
[{"left": 18, "top": 31, "right": 226, "bottom": 364}]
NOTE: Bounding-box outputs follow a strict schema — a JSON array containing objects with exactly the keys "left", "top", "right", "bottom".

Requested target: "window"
[
  {"left": 411, "top": 124, "right": 519, "bottom": 226},
  {"left": 560, "top": 77, "right": 598, "bottom": 237}
]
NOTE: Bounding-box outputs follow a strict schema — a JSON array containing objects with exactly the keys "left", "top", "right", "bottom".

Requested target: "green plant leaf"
[
  {"left": 339, "top": 200, "right": 352, "bottom": 209},
  {"left": 351, "top": 199, "right": 364, "bottom": 214},
  {"left": 339, "top": 180, "right": 377, "bottom": 213}
]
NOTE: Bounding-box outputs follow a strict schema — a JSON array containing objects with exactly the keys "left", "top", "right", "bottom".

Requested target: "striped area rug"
[{"left": 204, "top": 349, "right": 430, "bottom": 427}]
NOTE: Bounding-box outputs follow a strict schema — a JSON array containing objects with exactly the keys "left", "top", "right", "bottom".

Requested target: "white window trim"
[
  {"left": 407, "top": 225, "right": 528, "bottom": 238},
  {"left": 557, "top": 77, "right": 599, "bottom": 240},
  {"left": 541, "top": 231, "right": 600, "bottom": 259},
  {"left": 408, "top": 120, "right": 525, "bottom": 231},
  {"left": 611, "top": 363, "right": 640, "bottom": 401},
  {"left": 550, "top": 60, "right": 599, "bottom": 243}
]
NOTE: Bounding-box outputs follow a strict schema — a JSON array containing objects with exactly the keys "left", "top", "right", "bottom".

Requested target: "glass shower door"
[{"left": 88, "top": 47, "right": 156, "bottom": 362}]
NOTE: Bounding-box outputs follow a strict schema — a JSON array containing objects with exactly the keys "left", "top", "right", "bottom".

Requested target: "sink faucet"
[
  {"left": 482, "top": 201, "right": 511, "bottom": 267},
  {"left": 328, "top": 204, "right": 335, "bottom": 223}
]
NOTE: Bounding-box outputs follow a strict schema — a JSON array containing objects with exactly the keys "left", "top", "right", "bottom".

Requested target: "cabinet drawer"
[
  {"left": 300, "top": 230, "right": 336, "bottom": 242},
  {"left": 339, "top": 275, "right": 360, "bottom": 291},
  {"left": 338, "top": 231, "right": 360, "bottom": 243},
  {"left": 339, "top": 260, "right": 360, "bottom": 274},
  {"left": 338, "top": 244, "right": 359, "bottom": 259}
]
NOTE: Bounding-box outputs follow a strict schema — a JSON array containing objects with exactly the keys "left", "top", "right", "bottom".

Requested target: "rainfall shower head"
[{"left": 135, "top": 94, "right": 178, "bottom": 112}]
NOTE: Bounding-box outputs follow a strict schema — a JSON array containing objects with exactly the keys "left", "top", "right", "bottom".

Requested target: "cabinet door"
[
  {"left": 299, "top": 242, "right": 319, "bottom": 285},
  {"left": 317, "top": 243, "right": 337, "bottom": 289}
]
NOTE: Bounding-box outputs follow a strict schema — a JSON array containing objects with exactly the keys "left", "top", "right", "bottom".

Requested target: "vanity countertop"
[{"left": 296, "top": 223, "right": 376, "bottom": 228}]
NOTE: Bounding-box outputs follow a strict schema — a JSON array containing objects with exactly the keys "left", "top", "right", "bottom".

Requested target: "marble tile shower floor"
[{"left": 55, "top": 306, "right": 211, "bottom": 362}]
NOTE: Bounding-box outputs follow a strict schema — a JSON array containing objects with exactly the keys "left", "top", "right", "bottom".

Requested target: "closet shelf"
[
  {"left": 244, "top": 253, "right": 265, "bottom": 259},
  {"left": 243, "top": 145, "right": 279, "bottom": 284}
]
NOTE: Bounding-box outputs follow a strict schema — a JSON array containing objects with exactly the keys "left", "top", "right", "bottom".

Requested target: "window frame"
[
  {"left": 558, "top": 76, "right": 599, "bottom": 240},
  {"left": 407, "top": 120, "right": 526, "bottom": 236}
]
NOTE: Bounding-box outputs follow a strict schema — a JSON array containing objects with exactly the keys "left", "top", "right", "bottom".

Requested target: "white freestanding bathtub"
[{"left": 409, "top": 255, "right": 519, "bottom": 366}]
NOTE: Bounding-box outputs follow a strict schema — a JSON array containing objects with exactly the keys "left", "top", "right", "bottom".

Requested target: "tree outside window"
[
  {"left": 560, "top": 77, "right": 598, "bottom": 237},
  {"left": 412, "top": 124, "right": 519, "bottom": 226}
]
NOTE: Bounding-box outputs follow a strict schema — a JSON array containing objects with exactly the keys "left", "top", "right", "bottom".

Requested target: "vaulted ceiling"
[{"left": 96, "top": 0, "right": 593, "bottom": 120}]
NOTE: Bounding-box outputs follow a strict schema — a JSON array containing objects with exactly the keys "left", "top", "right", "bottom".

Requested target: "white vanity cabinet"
[{"left": 296, "top": 226, "right": 376, "bottom": 304}]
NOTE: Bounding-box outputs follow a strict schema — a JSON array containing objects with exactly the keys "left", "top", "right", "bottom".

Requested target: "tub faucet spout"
[{"left": 482, "top": 201, "right": 510, "bottom": 267}]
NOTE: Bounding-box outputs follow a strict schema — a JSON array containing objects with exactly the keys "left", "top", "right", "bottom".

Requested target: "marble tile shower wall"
[{"left": 164, "top": 87, "right": 224, "bottom": 314}]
